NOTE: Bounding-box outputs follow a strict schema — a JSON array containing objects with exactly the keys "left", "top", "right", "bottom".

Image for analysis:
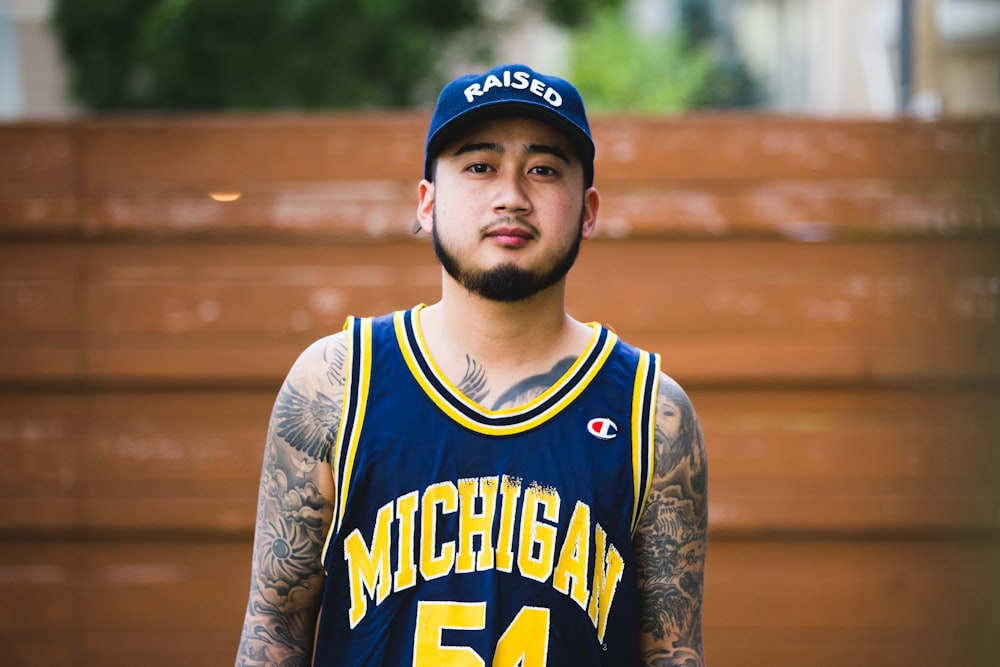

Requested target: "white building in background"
[
  {"left": 0, "top": 0, "right": 73, "bottom": 118},
  {"left": 1, "top": 0, "right": 998, "bottom": 119},
  {"left": 726, "top": 0, "right": 1000, "bottom": 116}
]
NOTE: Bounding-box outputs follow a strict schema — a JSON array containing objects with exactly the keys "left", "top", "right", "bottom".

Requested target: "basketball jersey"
[{"left": 312, "top": 305, "right": 660, "bottom": 666}]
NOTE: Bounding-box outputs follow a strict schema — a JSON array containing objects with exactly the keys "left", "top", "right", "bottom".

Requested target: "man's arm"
[
  {"left": 236, "top": 335, "right": 347, "bottom": 666},
  {"left": 635, "top": 373, "right": 709, "bottom": 667}
]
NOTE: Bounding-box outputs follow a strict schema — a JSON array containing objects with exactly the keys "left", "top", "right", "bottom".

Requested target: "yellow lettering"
[
  {"left": 420, "top": 481, "right": 457, "bottom": 580},
  {"left": 517, "top": 483, "right": 560, "bottom": 583},
  {"left": 343, "top": 500, "right": 394, "bottom": 628},
  {"left": 552, "top": 501, "right": 591, "bottom": 610},
  {"left": 457, "top": 476, "right": 498, "bottom": 573},
  {"left": 496, "top": 476, "right": 521, "bottom": 573},
  {"left": 493, "top": 606, "right": 550, "bottom": 667},
  {"left": 413, "top": 601, "right": 486, "bottom": 667},
  {"left": 394, "top": 490, "right": 418, "bottom": 591},
  {"left": 587, "top": 523, "right": 625, "bottom": 642}
]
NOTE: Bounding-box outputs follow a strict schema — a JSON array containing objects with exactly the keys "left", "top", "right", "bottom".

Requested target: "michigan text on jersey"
[{"left": 339, "top": 474, "right": 625, "bottom": 642}]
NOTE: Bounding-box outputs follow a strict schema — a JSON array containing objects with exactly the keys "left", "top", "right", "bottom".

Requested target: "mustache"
[{"left": 481, "top": 215, "right": 539, "bottom": 237}]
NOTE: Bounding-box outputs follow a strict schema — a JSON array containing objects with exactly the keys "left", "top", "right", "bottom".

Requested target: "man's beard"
[{"left": 431, "top": 211, "right": 584, "bottom": 303}]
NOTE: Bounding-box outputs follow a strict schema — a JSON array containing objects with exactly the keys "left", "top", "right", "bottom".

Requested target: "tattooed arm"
[
  {"left": 236, "top": 334, "right": 348, "bottom": 667},
  {"left": 634, "top": 373, "right": 709, "bottom": 667}
]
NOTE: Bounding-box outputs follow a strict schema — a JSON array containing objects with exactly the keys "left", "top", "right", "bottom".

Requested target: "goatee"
[{"left": 431, "top": 213, "right": 583, "bottom": 303}]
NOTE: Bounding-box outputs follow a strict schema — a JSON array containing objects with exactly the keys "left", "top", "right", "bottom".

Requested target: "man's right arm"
[{"left": 236, "top": 334, "right": 348, "bottom": 666}]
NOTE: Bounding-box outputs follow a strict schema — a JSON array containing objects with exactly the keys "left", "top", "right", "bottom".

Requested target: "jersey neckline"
[{"left": 393, "top": 305, "right": 618, "bottom": 436}]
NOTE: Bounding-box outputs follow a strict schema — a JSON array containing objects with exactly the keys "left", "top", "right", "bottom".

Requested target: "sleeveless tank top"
[{"left": 312, "top": 306, "right": 660, "bottom": 666}]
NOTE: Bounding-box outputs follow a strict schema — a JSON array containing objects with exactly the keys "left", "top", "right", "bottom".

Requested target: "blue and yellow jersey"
[{"left": 313, "top": 306, "right": 660, "bottom": 666}]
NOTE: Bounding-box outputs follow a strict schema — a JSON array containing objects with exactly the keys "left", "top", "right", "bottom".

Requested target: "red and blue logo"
[{"left": 587, "top": 418, "right": 618, "bottom": 440}]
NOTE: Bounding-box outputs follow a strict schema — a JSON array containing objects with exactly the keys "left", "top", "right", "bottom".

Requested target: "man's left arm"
[{"left": 634, "top": 373, "right": 709, "bottom": 667}]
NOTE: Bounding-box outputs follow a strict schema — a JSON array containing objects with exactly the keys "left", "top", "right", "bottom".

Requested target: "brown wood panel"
[
  {"left": 81, "top": 391, "right": 271, "bottom": 533},
  {"left": 81, "top": 180, "right": 420, "bottom": 239},
  {"left": 704, "top": 537, "right": 1000, "bottom": 667},
  {"left": 1, "top": 115, "right": 998, "bottom": 667},
  {"left": 591, "top": 117, "right": 1000, "bottom": 182},
  {"left": 0, "top": 391, "right": 268, "bottom": 535},
  {"left": 2, "top": 537, "right": 996, "bottom": 667},
  {"left": 3, "top": 388, "right": 995, "bottom": 536},
  {"left": 79, "top": 243, "right": 439, "bottom": 382},
  {"left": 74, "top": 240, "right": 1000, "bottom": 384},
  {"left": 72, "top": 117, "right": 1000, "bottom": 241},
  {"left": 597, "top": 180, "right": 1000, "bottom": 239},
  {"left": 627, "top": 329, "right": 1000, "bottom": 385},
  {"left": 0, "top": 539, "right": 249, "bottom": 667},
  {"left": 81, "top": 115, "right": 427, "bottom": 186},
  {"left": 698, "top": 388, "right": 1000, "bottom": 534},
  {"left": 571, "top": 240, "right": 1000, "bottom": 383},
  {"left": 4, "top": 117, "right": 998, "bottom": 240},
  {"left": 0, "top": 245, "right": 84, "bottom": 382},
  {"left": 77, "top": 117, "right": 1000, "bottom": 185},
  {"left": 77, "top": 179, "right": 1000, "bottom": 241},
  {"left": 3, "top": 240, "right": 995, "bottom": 385},
  {"left": 0, "top": 124, "right": 79, "bottom": 237},
  {"left": 0, "top": 394, "right": 82, "bottom": 532}
]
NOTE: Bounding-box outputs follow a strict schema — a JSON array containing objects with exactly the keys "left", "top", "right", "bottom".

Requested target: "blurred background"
[
  {"left": 1, "top": 1, "right": 998, "bottom": 666},
  {"left": 3, "top": 0, "right": 1000, "bottom": 118}
]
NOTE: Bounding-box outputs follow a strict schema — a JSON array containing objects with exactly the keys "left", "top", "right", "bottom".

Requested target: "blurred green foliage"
[
  {"left": 53, "top": 0, "right": 755, "bottom": 113},
  {"left": 570, "top": 1, "right": 759, "bottom": 113},
  {"left": 53, "top": 0, "right": 482, "bottom": 110}
]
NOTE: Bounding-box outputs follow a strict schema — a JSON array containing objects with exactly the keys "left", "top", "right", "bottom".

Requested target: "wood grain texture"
[{"left": 0, "top": 115, "right": 998, "bottom": 667}]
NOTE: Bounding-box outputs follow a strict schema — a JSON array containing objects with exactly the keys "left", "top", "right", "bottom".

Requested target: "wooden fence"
[{"left": 1, "top": 114, "right": 999, "bottom": 666}]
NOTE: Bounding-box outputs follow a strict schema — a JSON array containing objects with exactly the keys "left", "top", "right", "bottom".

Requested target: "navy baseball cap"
[{"left": 424, "top": 63, "right": 595, "bottom": 188}]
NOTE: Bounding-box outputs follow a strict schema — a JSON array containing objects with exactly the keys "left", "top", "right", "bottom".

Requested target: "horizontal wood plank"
[
  {"left": 5, "top": 241, "right": 997, "bottom": 384},
  {"left": 702, "top": 537, "right": 1000, "bottom": 667},
  {"left": 2, "top": 537, "right": 996, "bottom": 667},
  {"left": 74, "top": 178, "right": 1000, "bottom": 240},
  {"left": 75, "top": 116, "right": 1000, "bottom": 184},
  {"left": 2, "top": 115, "right": 998, "bottom": 667},
  {"left": 4, "top": 117, "right": 998, "bottom": 239},
  {"left": 593, "top": 117, "right": 1000, "bottom": 182},
  {"left": 2, "top": 389, "right": 995, "bottom": 536},
  {"left": 0, "top": 124, "right": 80, "bottom": 237}
]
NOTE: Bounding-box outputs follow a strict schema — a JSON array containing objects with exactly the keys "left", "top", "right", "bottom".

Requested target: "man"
[{"left": 236, "top": 63, "right": 708, "bottom": 667}]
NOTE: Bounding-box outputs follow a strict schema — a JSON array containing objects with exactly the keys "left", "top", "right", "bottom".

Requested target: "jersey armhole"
[{"left": 321, "top": 315, "right": 373, "bottom": 565}]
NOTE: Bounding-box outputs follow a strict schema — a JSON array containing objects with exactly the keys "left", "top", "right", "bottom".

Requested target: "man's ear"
[
  {"left": 415, "top": 179, "right": 435, "bottom": 234},
  {"left": 581, "top": 186, "right": 600, "bottom": 240}
]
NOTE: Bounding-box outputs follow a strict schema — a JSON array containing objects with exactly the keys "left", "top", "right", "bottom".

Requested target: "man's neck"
[{"left": 417, "top": 278, "right": 593, "bottom": 405}]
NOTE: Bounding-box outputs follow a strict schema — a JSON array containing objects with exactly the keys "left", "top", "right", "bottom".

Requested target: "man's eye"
[
  {"left": 467, "top": 163, "right": 491, "bottom": 173},
  {"left": 530, "top": 165, "right": 557, "bottom": 176}
]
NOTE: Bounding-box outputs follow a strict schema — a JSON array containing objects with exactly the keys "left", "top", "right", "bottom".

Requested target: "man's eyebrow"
[
  {"left": 526, "top": 144, "right": 571, "bottom": 164},
  {"left": 451, "top": 141, "right": 504, "bottom": 157}
]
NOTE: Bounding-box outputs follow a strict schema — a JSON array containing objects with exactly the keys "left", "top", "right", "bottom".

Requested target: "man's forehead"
[{"left": 443, "top": 116, "right": 577, "bottom": 156}]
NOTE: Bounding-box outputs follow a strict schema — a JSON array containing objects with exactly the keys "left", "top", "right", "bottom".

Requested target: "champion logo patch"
[{"left": 587, "top": 418, "right": 618, "bottom": 440}]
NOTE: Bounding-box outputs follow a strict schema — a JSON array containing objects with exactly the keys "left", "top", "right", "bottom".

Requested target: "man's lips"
[{"left": 485, "top": 226, "right": 534, "bottom": 245}]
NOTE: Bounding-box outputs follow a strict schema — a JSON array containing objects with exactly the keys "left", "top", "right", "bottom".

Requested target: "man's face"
[{"left": 416, "top": 116, "right": 599, "bottom": 302}]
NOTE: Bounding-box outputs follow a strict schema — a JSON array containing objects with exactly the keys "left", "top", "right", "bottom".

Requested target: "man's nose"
[{"left": 492, "top": 171, "right": 532, "bottom": 214}]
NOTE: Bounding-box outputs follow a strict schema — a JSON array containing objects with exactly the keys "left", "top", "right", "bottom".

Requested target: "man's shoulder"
[{"left": 284, "top": 330, "right": 352, "bottom": 391}]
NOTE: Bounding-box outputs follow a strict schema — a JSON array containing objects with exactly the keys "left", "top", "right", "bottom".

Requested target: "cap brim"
[{"left": 425, "top": 100, "right": 595, "bottom": 182}]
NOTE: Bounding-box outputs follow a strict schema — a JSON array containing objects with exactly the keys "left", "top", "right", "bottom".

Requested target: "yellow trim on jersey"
[
  {"left": 394, "top": 307, "right": 618, "bottom": 436},
  {"left": 630, "top": 352, "right": 660, "bottom": 534},
  {"left": 323, "top": 316, "right": 373, "bottom": 565}
]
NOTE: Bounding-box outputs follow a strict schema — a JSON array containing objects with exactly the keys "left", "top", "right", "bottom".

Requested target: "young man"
[{"left": 236, "top": 64, "right": 708, "bottom": 667}]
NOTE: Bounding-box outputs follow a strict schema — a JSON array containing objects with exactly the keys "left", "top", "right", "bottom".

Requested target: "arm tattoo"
[
  {"left": 324, "top": 340, "right": 347, "bottom": 389},
  {"left": 636, "top": 379, "right": 708, "bottom": 667},
  {"left": 273, "top": 383, "right": 340, "bottom": 462},
  {"left": 237, "top": 339, "right": 343, "bottom": 666}
]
